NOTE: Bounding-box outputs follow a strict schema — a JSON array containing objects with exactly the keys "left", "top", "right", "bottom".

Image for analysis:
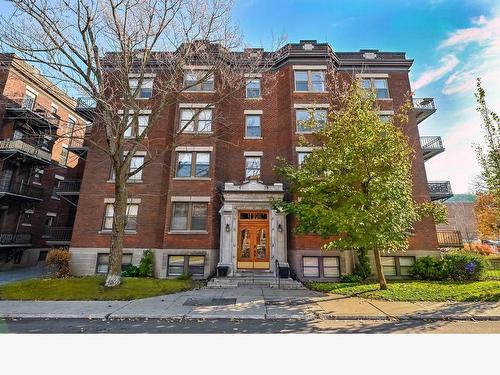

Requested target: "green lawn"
[
  {"left": 307, "top": 280, "right": 500, "bottom": 302},
  {"left": 485, "top": 269, "right": 500, "bottom": 280},
  {"left": 0, "top": 276, "right": 197, "bottom": 301}
]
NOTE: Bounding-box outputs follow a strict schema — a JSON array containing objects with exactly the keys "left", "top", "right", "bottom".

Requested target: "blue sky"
[
  {"left": 232, "top": 0, "right": 500, "bottom": 193},
  {"left": 1, "top": 0, "right": 498, "bottom": 193}
]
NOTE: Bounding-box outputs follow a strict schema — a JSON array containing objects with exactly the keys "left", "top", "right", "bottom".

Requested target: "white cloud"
[
  {"left": 412, "top": 54, "right": 459, "bottom": 90},
  {"left": 439, "top": 15, "right": 498, "bottom": 49}
]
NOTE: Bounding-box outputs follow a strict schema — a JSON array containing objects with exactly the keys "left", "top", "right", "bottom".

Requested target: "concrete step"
[{"left": 206, "top": 277, "right": 306, "bottom": 289}]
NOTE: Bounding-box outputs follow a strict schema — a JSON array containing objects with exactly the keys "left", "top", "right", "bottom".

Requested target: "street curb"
[{"left": 318, "top": 313, "right": 500, "bottom": 321}]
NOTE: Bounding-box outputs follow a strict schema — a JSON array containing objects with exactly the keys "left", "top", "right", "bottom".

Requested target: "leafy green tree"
[
  {"left": 275, "top": 82, "right": 446, "bottom": 289},
  {"left": 474, "top": 78, "right": 500, "bottom": 206}
]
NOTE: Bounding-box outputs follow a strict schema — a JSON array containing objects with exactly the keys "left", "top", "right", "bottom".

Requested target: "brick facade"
[
  {"left": 69, "top": 40, "right": 443, "bottom": 280},
  {"left": 0, "top": 54, "right": 87, "bottom": 270}
]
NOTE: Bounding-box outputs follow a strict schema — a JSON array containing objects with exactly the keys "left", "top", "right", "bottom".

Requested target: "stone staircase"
[{"left": 206, "top": 271, "right": 306, "bottom": 289}]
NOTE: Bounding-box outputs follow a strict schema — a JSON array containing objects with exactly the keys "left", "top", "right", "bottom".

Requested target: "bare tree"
[{"left": 0, "top": 0, "right": 283, "bottom": 286}]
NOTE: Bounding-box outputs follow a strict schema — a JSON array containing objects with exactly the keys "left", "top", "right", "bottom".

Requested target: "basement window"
[
  {"left": 167, "top": 255, "right": 205, "bottom": 276},
  {"left": 382, "top": 256, "right": 415, "bottom": 276},
  {"left": 302, "top": 256, "right": 340, "bottom": 278},
  {"left": 96, "top": 253, "right": 133, "bottom": 274}
]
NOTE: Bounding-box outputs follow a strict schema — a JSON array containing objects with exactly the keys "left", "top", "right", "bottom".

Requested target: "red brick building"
[
  {"left": 0, "top": 54, "right": 88, "bottom": 270},
  {"left": 69, "top": 40, "right": 451, "bottom": 280}
]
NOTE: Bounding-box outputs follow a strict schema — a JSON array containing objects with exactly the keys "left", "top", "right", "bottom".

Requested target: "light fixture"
[
  {"left": 225, "top": 223, "right": 230, "bottom": 232},
  {"left": 278, "top": 223, "right": 283, "bottom": 232}
]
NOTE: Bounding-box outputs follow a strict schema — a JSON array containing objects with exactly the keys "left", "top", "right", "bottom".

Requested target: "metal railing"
[
  {"left": 43, "top": 227, "right": 73, "bottom": 242},
  {"left": 437, "top": 230, "right": 463, "bottom": 247},
  {"left": 0, "top": 139, "right": 52, "bottom": 162},
  {"left": 413, "top": 97, "right": 436, "bottom": 111},
  {"left": 420, "top": 136, "right": 443, "bottom": 150},
  {"left": 275, "top": 258, "right": 281, "bottom": 289},
  {"left": 0, "top": 178, "right": 44, "bottom": 199},
  {"left": 0, "top": 233, "right": 32, "bottom": 245},
  {"left": 428, "top": 181, "right": 453, "bottom": 200},
  {"left": 68, "top": 136, "right": 85, "bottom": 148},
  {"left": 53, "top": 180, "right": 81, "bottom": 194},
  {"left": 7, "top": 97, "right": 60, "bottom": 127}
]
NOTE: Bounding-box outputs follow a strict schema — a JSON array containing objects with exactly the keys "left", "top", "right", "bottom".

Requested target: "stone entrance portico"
[{"left": 218, "top": 180, "right": 288, "bottom": 277}]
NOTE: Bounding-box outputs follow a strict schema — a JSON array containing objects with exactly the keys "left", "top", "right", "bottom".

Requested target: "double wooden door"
[{"left": 237, "top": 211, "right": 270, "bottom": 270}]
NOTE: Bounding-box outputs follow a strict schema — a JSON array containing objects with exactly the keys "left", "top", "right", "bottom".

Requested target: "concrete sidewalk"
[{"left": 0, "top": 286, "right": 499, "bottom": 321}]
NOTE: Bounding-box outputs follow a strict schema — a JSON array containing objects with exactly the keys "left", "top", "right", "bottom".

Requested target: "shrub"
[
  {"left": 176, "top": 273, "right": 192, "bottom": 280},
  {"left": 410, "top": 256, "right": 447, "bottom": 281},
  {"left": 353, "top": 248, "right": 372, "bottom": 280},
  {"left": 138, "top": 249, "right": 154, "bottom": 277},
  {"left": 121, "top": 265, "right": 140, "bottom": 277},
  {"left": 46, "top": 248, "right": 71, "bottom": 278},
  {"left": 442, "top": 251, "right": 486, "bottom": 281},
  {"left": 340, "top": 274, "right": 363, "bottom": 283}
]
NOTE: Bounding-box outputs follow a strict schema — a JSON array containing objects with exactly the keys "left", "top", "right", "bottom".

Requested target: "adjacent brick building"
[
  {"left": 0, "top": 54, "right": 88, "bottom": 270},
  {"left": 69, "top": 40, "right": 452, "bottom": 280}
]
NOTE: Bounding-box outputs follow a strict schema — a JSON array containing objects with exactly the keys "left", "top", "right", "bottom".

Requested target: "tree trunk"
[
  {"left": 105, "top": 177, "right": 128, "bottom": 287},
  {"left": 373, "top": 248, "right": 388, "bottom": 290}
]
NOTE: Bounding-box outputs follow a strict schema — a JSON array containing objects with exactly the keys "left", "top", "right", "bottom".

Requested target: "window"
[
  {"left": 167, "top": 255, "right": 205, "bottom": 276},
  {"left": 296, "top": 109, "right": 327, "bottom": 133},
  {"left": 176, "top": 152, "right": 210, "bottom": 178},
  {"left": 382, "top": 256, "right": 415, "bottom": 276},
  {"left": 129, "top": 156, "right": 144, "bottom": 181},
  {"left": 109, "top": 155, "right": 145, "bottom": 182},
  {"left": 21, "top": 209, "right": 33, "bottom": 226},
  {"left": 245, "top": 156, "right": 261, "bottom": 179},
  {"left": 297, "top": 152, "right": 310, "bottom": 167},
  {"left": 22, "top": 89, "right": 37, "bottom": 110},
  {"left": 59, "top": 147, "right": 68, "bottom": 166},
  {"left": 129, "top": 78, "right": 153, "bottom": 98},
  {"left": 294, "top": 70, "right": 325, "bottom": 92},
  {"left": 171, "top": 202, "right": 208, "bottom": 231},
  {"left": 102, "top": 203, "right": 139, "bottom": 231},
  {"left": 67, "top": 117, "right": 75, "bottom": 138},
  {"left": 379, "top": 114, "right": 393, "bottom": 123},
  {"left": 302, "top": 256, "right": 341, "bottom": 278},
  {"left": 96, "top": 253, "right": 133, "bottom": 274},
  {"left": 179, "top": 109, "right": 212, "bottom": 132},
  {"left": 246, "top": 79, "right": 261, "bottom": 98},
  {"left": 361, "top": 78, "right": 389, "bottom": 99},
  {"left": 303, "top": 257, "right": 320, "bottom": 277},
  {"left": 50, "top": 105, "right": 58, "bottom": 115},
  {"left": 124, "top": 113, "right": 149, "bottom": 138},
  {"left": 184, "top": 71, "right": 214, "bottom": 91},
  {"left": 245, "top": 115, "right": 261, "bottom": 138},
  {"left": 13, "top": 129, "right": 24, "bottom": 140}
]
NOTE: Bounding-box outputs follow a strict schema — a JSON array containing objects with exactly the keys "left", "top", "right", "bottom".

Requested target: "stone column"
[{"left": 217, "top": 204, "right": 234, "bottom": 276}]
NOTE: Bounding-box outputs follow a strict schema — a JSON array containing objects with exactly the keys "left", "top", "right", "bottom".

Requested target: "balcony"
[
  {"left": 420, "top": 136, "right": 445, "bottom": 161},
  {"left": 76, "top": 97, "right": 96, "bottom": 121},
  {"left": 428, "top": 181, "right": 453, "bottom": 201},
  {"left": 5, "top": 97, "right": 60, "bottom": 129},
  {"left": 44, "top": 227, "right": 73, "bottom": 245},
  {"left": 413, "top": 97, "right": 436, "bottom": 124},
  {"left": 437, "top": 230, "right": 463, "bottom": 248},
  {"left": 0, "top": 233, "right": 32, "bottom": 247},
  {"left": 0, "top": 179, "right": 43, "bottom": 201},
  {"left": 53, "top": 180, "right": 81, "bottom": 195},
  {"left": 0, "top": 139, "right": 52, "bottom": 164},
  {"left": 67, "top": 136, "right": 88, "bottom": 158}
]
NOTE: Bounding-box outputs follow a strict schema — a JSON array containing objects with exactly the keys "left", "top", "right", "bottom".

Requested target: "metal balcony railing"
[
  {"left": 413, "top": 97, "right": 436, "bottom": 124},
  {"left": 0, "top": 233, "right": 32, "bottom": 245},
  {"left": 43, "top": 227, "right": 73, "bottom": 242},
  {"left": 0, "top": 139, "right": 53, "bottom": 163},
  {"left": 53, "top": 180, "right": 81, "bottom": 195},
  {"left": 420, "top": 136, "right": 445, "bottom": 161},
  {"left": 6, "top": 97, "right": 60, "bottom": 128},
  {"left": 0, "top": 178, "right": 44, "bottom": 200},
  {"left": 428, "top": 181, "right": 453, "bottom": 201},
  {"left": 437, "top": 230, "right": 463, "bottom": 248}
]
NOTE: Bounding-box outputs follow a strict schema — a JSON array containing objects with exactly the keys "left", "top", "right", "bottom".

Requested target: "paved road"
[
  {"left": 0, "top": 265, "right": 47, "bottom": 285},
  {"left": 1, "top": 318, "right": 499, "bottom": 333}
]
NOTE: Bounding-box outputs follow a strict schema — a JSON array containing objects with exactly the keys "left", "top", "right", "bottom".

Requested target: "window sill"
[
  {"left": 168, "top": 230, "right": 208, "bottom": 235},
  {"left": 295, "top": 131, "right": 316, "bottom": 135},
  {"left": 376, "top": 98, "right": 392, "bottom": 101},
  {"left": 245, "top": 97, "right": 262, "bottom": 100},
  {"left": 183, "top": 90, "right": 216, "bottom": 94},
  {"left": 98, "top": 230, "right": 137, "bottom": 235},
  {"left": 177, "top": 131, "right": 214, "bottom": 135},
  {"left": 244, "top": 137, "right": 263, "bottom": 140},
  {"left": 293, "top": 91, "right": 328, "bottom": 94},
  {"left": 21, "top": 223, "right": 32, "bottom": 227},
  {"left": 173, "top": 177, "right": 211, "bottom": 181},
  {"left": 107, "top": 180, "right": 144, "bottom": 184},
  {"left": 51, "top": 196, "right": 61, "bottom": 200},
  {"left": 32, "top": 182, "right": 42, "bottom": 186}
]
